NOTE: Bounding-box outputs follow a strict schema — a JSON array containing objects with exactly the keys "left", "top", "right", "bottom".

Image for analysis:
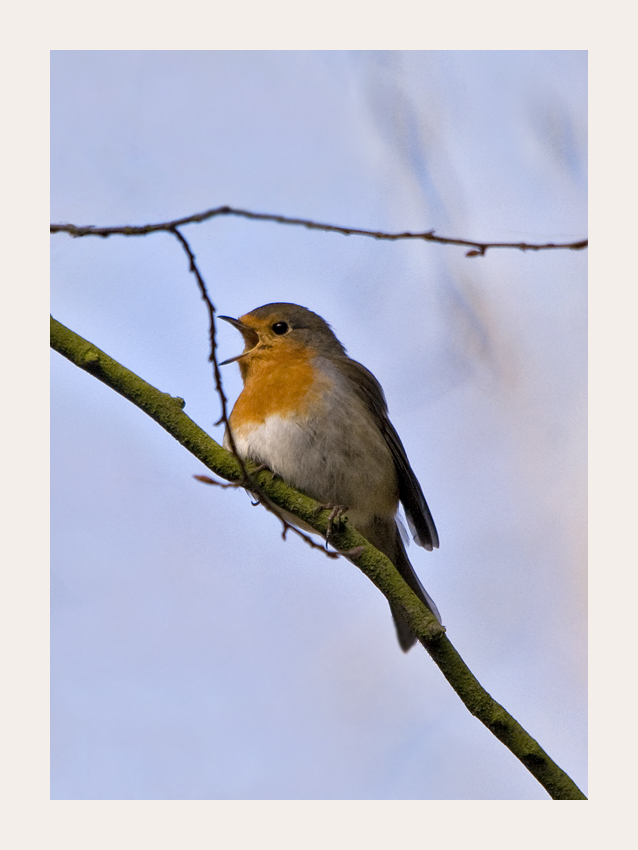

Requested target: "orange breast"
[{"left": 230, "top": 348, "right": 331, "bottom": 428}]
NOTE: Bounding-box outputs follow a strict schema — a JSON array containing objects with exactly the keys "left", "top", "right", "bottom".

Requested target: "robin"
[{"left": 219, "top": 303, "right": 441, "bottom": 651}]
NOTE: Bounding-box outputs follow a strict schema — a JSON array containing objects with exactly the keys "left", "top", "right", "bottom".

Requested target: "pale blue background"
[{"left": 51, "top": 50, "right": 587, "bottom": 799}]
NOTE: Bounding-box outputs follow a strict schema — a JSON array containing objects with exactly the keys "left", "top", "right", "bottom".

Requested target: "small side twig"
[{"left": 194, "top": 474, "right": 339, "bottom": 557}]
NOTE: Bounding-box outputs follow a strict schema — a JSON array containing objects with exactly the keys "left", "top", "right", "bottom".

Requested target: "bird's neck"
[{"left": 231, "top": 350, "right": 332, "bottom": 427}]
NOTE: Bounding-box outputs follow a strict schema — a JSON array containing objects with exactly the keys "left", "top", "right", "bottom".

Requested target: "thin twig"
[
  {"left": 168, "top": 226, "right": 236, "bottom": 445},
  {"left": 168, "top": 225, "right": 337, "bottom": 557},
  {"left": 50, "top": 205, "right": 588, "bottom": 256}
]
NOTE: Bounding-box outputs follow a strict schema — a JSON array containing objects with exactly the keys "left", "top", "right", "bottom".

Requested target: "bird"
[{"left": 219, "top": 303, "right": 440, "bottom": 651}]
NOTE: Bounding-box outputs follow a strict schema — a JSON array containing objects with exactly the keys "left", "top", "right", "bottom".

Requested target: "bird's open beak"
[{"left": 218, "top": 316, "right": 260, "bottom": 364}]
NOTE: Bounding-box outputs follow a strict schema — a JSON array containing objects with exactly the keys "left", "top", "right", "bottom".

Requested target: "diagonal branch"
[
  {"left": 50, "top": 315, "right": 587, "bottom": 801},
  {"left": 50, "top": 205, "right": 588, "bottom": 256}
]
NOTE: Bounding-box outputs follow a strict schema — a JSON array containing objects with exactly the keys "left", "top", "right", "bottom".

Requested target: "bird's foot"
[{"left": 314, "top": 503, "right": 348, "bottom": 546}]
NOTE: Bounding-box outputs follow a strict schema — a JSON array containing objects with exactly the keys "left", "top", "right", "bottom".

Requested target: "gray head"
[{"left": 219, "top": 303, "right": 347, "bottom": 365}]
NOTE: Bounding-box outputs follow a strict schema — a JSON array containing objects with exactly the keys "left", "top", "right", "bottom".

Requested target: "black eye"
[{"left": 271, "top": 321, "right": 289, "bottom": 335}]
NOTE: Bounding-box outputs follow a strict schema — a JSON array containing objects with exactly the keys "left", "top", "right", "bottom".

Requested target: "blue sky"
[{"left": 51, "top": 50, "right": 587, "bottom": 800}]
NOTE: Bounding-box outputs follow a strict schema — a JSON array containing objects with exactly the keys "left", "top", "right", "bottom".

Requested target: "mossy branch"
[{"left": 50, "top": 316, "right": 587, "bottom": 801}]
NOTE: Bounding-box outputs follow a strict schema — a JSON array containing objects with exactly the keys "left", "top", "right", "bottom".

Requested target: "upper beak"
[{"left": 218, "top": 315, "right": 259, "bottom": 365}]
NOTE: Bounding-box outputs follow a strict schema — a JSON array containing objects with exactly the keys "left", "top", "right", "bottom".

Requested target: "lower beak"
[{"left": 218, "top": 315, "right": 259, "bottom": 364}]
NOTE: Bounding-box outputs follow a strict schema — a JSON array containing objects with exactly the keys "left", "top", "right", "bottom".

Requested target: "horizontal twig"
[{"left": 50, "top": 205, "right": 588, "bottom": 256}]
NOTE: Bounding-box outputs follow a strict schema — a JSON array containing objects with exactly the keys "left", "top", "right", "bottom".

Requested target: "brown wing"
[
  {"left": 337, "top": 357, "right": 439, "bottom": 551},
  {"left": 381, "top": 414, "right": 439, "bottom": 550}
]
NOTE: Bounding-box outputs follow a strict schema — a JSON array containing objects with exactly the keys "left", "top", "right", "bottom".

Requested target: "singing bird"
[{"left": 220, "top": 303, "right": 440, "bottom": 650}]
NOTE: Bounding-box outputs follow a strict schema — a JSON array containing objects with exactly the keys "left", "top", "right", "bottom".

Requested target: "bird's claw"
[{"left": 314, "top": 503, "right": 348, "bottom": 545}]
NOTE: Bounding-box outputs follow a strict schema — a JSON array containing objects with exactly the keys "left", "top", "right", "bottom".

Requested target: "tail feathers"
[
  {"left": 390, "top": 604, "right": 420, "bottom": 652},
  {"left": 390, "top": 527, "right": 442, "bottom": 652}
]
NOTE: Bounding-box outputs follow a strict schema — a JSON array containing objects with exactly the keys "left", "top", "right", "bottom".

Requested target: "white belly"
[{"left": 227, "top": 397, "right": 398, "bottom": 526}]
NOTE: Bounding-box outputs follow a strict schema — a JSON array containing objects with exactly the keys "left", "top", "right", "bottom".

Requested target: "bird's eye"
[{"left": 271, "top": 321, "right": 289, "bottom": 335}]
